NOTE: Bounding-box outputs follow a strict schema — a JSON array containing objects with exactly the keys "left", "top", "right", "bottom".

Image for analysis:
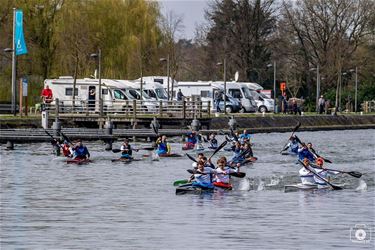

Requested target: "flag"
[{"left": 15, "top": 10, "right": 28, "bottom": 55}]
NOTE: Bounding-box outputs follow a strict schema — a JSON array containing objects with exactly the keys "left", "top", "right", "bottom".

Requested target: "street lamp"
[
  {"left": 309, "top": 65, "right": 320, "bottom": 113},
  {"left": 160, "top": 56, "right": 170, "bottom": 100},
  {"left": 90, "top": 49, "right": 103, "bottom": 116},
  {"left": 349, "top": 67, "right": 358, "bottom": 112},
  {"left": 267, "top": 61, "right": 276, "bottom": 113},
  {"left": 217, "top": 58, "right": 227, "bottom": 114},
  {"left": 4, "top": 47, "right": 16, "bottom": 116}
]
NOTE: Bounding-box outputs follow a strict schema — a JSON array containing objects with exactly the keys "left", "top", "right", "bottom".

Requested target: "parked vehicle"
[
  {"left": 175, "top": 81, "right": 242, "bottom": 113},
  {"left": 212, "top": 82, "right": 258, "bottom": 113},
  {"left": 137, "top": 76, "right": 175, "bottom": 100},
  {"left": 249, "top": 89, "right": 275, "bottom": 113}
]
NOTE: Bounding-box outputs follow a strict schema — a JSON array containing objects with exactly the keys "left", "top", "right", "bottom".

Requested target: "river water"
[{"left": 1, "top": 129, "right": 374, "bottom": 249}]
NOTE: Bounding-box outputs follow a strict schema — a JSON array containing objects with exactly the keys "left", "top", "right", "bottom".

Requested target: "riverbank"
[{"left": 1, "top": 113, "right": 374, "bottom": 133}]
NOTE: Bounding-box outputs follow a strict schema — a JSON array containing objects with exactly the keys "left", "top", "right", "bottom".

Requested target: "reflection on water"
[{"left": 1, "top": 129, "right": 374, "bottom": 249}]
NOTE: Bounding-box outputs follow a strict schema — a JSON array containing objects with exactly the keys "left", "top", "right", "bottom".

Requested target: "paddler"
[
  {"left": 120, "top": 139, "right": 133, "bottom": 159},
  {"left": 299, "top": 158, "right": 315, "bottom": 185},
  {"left": 61, "top": 140, "right": 73, "bottom": 157},
  {"left": 156, "top": 135, "right": 171, "bottom": 155},
  {"left": 72, "top": 140, "right": 90, "bottom": 160},
  {"left": 192, "top": 153, "right": 205, "bottom": 168},
  {"left": 213, "top": 157, "right": 239, "bottom": 189},
  {"left": 184, "top": 131, "right": 198, "bottom": 150},
  {"left": 208, "top": 133, "right": 218, "bottom": 149},
  {"left": 239, "top": 129, "right": 251, "bottom": 144},
  {"left": 312, "top": 157, "right": 340, "bottom": 187},
  {"left": 298, "top": 143, "right": 315, "bottom": 162},
  {"left": 189, "top": 159, "right": 215, "bottom": 189},
  {"left": 284, "top": 136, "right": 299, "bottom": 154}
]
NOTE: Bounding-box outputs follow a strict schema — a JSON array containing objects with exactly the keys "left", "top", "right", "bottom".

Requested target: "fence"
[
  {"left": 42, "top": 98, "right": 211, "bottom": 119},
  {"left": 362, "top": 101, "right": 375, "bottom": 113}
]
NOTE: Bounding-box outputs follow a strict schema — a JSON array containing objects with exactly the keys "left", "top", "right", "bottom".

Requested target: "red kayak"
[
  {"left": 182, "top": 142, "right": 195, "bottom": 150},
  {"left": 213, "top": 182, "right": 233, "bottom": 190},
  {"left": 66, "top": 158, "right": 91, "bottom": 165}
]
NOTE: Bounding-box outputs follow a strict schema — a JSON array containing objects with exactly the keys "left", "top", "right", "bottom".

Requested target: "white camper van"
[
  {"left": 44, "top": 77, "right": 154, "bottom": 112},
  {"left": 211, "top": 81, "right": 258, "bottom": 113},
  {"left": 241, "top": 82, "right": 274, "bottom": 113},
  {"left": 137, "top": 76, "right": 175, "bottom": 100}
]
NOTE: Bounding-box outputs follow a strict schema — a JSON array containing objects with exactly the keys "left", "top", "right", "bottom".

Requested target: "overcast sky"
[{"left": 158, "top": 0, "right": 210, "bottom": 40}]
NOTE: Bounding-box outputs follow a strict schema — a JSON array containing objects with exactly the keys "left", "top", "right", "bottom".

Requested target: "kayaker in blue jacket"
[
  {"left": 230, "top": 141, "right": 244, "bottom": 163},
  {"left": 156, "top": 135, "right": 171, "bottom": 155},
  {"left": 120, "top": 139, "right": 133, "bottom": 159},
  {"left": 286, "top": 136, "right": 299, "bottom": 154},
  {"left": 72, "top": 140, "right": 90, "bottom": 160},
  {"left": 298, "top": 143, "right": 315, "bottom": 162},
  {"left": 239, "top": 129, "right": 251, "bottom": 144}
]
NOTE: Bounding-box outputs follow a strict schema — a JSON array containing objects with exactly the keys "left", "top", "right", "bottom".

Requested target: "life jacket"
[
  {"left": 158, "top": 141, "right": 168, "bottom": 153},
  {"left": 298, "top": 148, "right": 315, "bottom": 161},
  {"left": 121, "top": 144, "right": 132, "bottom": 156},
  {"left": 62, "top": 144, "right": 71, "bottom": 157}
]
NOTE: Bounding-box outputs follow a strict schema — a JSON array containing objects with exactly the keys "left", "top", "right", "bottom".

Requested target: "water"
[{"left": 1, "top": 129, "right": 374, "bottom": 249}]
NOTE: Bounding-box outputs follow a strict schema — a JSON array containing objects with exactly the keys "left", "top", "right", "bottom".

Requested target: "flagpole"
[{"left": 11, "top": 8, "right": 17, "bottom": 116}]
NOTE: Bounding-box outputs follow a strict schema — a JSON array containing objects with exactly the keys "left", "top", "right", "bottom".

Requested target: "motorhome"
[
  {"left": 211, "top": 81, "right": 258, "bottom": 113},
  {"left": 129, "top": 78, "right": 168, "bottom": 101},
  {"left": 175, "top": 81, "right": 242, "bottom": 113},
  {"left": 44, "top": 77, "right": 156, "bottom": 112},
  {"left": 138, "top": 76, "right": 175, "bottom": 100},
  {"left": 240, "top": 82, "right": 274, "bottom": 113}
]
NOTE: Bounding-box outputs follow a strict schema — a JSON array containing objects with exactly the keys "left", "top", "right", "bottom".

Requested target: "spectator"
[
  {"left": 292, "top": 99, "right": 301, "bottom": 115},
  {"left": 214, "top": 91, "right": 222, "bottom": 112},
  {"left": 282, "top": 93, "right": 288, "bottom": 114},
  {"left": 41, "top": 85, "right": 53, "bottom": 103},
  {"left": 318, "top": 95, "right": 325, "bottom": 114},
  {"left": 177, "top": 89, "right": 184, "bottom": 101},
  {"left": 325, "top": 99, "right": 330, "bottom": 114}
]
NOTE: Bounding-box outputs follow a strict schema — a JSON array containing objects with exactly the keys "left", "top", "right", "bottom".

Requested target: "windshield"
[
  {"left": 241, "top": 87, "right": 253, "bottom": 99},
  {"left": 258, "top": 92, "right": 270, "bottom": 99},
  {"left": 155, "top": 88, "right": 168, "bottom": 99}
]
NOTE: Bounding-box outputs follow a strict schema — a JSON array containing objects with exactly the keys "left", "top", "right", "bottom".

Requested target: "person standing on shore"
[{"left": 319, "top": 95, "right": 325, "bottom": 114}]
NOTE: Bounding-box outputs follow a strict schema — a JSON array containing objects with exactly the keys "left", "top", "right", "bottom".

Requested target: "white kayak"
[{"left": 284, "top": 183, "right": 331, "bottom": 192}]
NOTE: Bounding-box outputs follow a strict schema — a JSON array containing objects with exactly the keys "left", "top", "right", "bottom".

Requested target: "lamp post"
[
  {"left": 160, "top": 55, "right": 170, "bottom": 100},
  {"left": 4, "top": 46, "right": 16, "bottom": 116},
  {"left": 90, "top": 49, "right": 103, "bottom": 116},
  {"left": 217, "top": 58, "right": 227, "bottom": 114},
  {"left": 267, "top": 61, "right": 276, "bottom": 113}
]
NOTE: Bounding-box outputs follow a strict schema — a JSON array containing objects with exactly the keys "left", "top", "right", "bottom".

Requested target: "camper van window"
[
  {"left": 128, "top": 89, "right": 140, "bottom": 99},
  {"left": 114, "top": 89, "right": 127, "bottom": 100},
  {"left": 200, "top": 90, "right": 210, "bottom": 98},
  {"left": 241, "top": 87, "right": 252, "bottom": 99},
  {"left": 155, "top": 88, "right": 167, "bottom": 99},
  {"left": 154, "top": 79, "right": 164, "bottom": 84},
  {"left": 229, "top": 89, "right": 242, "bottom": 99},
  {"left": 102, "top": 89, "right": 108, "bottom": 95},
  {"left": 65, "top": 88, "right": 78, "bottom": 96}
]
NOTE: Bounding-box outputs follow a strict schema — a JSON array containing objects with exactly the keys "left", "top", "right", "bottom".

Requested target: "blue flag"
[{"left": 15, "top": 10, "right": 28, "bottom": 55}]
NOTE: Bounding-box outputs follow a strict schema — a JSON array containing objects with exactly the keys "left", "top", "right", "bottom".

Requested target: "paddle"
[
  {"left": 298, "top": 160, "right": 342, "bottom": 190},
  {"left": 186, "top": 153, "right": 197, "bottom": 162},
  {"left": 208, "top": 140, "right": 227, "bottom": 161},
  {"left": 173, "top": 179, "right": 190, "bottom": 186},
  {"left": 229, "top": 128, "right": 238, "bottom": 142},
  {"left": 59, "top": 131, "right": 73, "bottom": 145},
  {"left": 112, "top": 148, "right": 139, "bottom": 153},
  {"left": 280, "top": 121, "right": 301, "bottom": 153},
  {"left": 313, "top": 166, "right": 362, "bottom": 178},
  {"left": 187, "top": 169, "right": 245, "bottom": 178},
  {"left": 294, "top": 135, "right": 332, "bottom": 164}
]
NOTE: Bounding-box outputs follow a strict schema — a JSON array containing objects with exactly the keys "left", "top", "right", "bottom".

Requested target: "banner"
[
  {"left": 15, "top": 10, "right": 28, "bottom": 55},
  {"left": 22, "top": 78, "right": 28, "bottom": 96}
]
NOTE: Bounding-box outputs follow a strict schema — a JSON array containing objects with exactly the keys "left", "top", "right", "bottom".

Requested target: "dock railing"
[{"left": 43, "top": 98, "right": 211, "bottom": 119}]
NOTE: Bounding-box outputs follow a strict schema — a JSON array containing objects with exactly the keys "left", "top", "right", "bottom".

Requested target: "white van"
[
  {"left": 212, "top": 81, "right": 258, "bottom": 113},
  {"left": 138, "top": 76, "right": 175, "bottom": 100}
]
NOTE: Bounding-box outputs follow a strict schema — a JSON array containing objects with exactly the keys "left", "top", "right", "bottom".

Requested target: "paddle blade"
[
  {"left": 348, "top": 171, "right": 362, "bottom": 178},
  {"left": 173, "top": 179, "right": 189, "bottom": 186},
  {"left": 186, "top": 153, "right": 197, "bottom": 162},
  {"left": 59, "top": 131, "right": 73, "bottom": 144},
  {"left": 293, "top": 121, "right": 301, "bottom": 133},
  {"left": 230, "top": 172, "right": 246, "bottom": 178},
  {"left": 112, "top": 149, "right": 121, "bottom": 153}
]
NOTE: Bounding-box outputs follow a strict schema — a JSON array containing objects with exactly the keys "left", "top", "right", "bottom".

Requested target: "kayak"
[
  {"left": 284, "top": 183, "right": 342, "bottom": 192},
  {"left": 158, "top": 153, "right": 182, "bottom": 158},
  {"left": 111, "top": 158, "right": 141, "bottom": 162},
  {"left": 182, "top": 143, "right": 195, "bottom": 150},
  {"left": 176, "top": 183, "right": 232, "bottom": 195},
  {"left": 281, "top": 151, "right": 297, "bottom": 156},
  {"left": 66, "top": 158, "right": 91, "bottom": 165}
]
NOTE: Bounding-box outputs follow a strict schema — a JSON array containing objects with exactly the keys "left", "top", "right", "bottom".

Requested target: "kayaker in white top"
[
  {"left": 213, "top": 157, "right": 239, "bottom": 189},
  {"left": 312, "top": 157, "right": 340, "bottom": 187},
  {"left": 299, "top": 158, "right": 315, "bottom": 185}
]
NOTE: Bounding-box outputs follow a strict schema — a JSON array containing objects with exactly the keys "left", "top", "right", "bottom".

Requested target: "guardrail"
[{"left": 42, "top": 98, "right": 211, "bottom": 119}]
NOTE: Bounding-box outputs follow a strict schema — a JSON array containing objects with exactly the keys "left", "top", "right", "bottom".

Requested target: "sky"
[{"left": 157, "top": 0, "right": 210, "bottom": 40}]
